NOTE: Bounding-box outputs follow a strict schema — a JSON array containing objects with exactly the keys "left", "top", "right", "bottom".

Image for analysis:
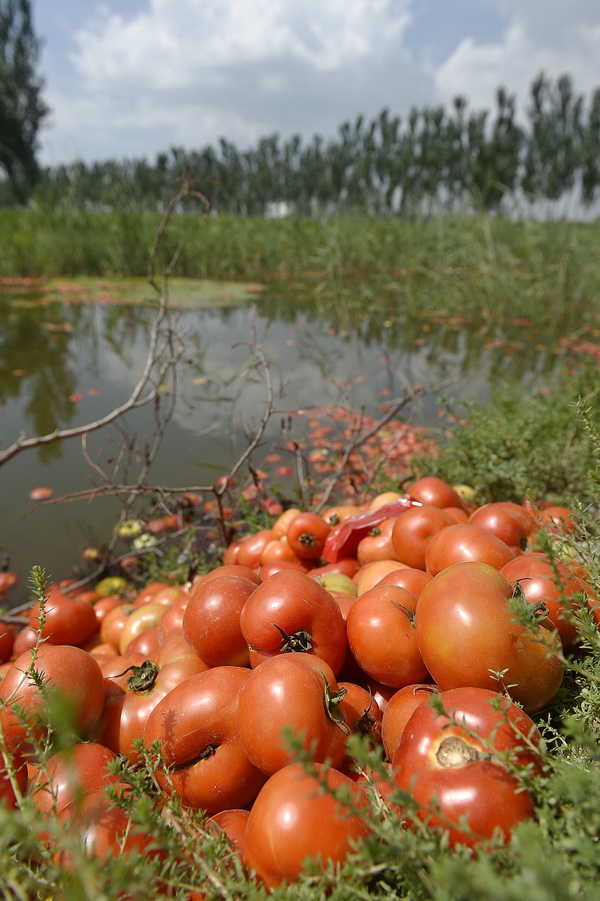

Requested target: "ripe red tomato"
[
  {"left": 381, "top": 683, "right": 438, "bottom": 761},
  {"left": 415, "top": 561, "right": 564, "bottom": 712},
  {"left": 424, "top": 523, "right": 516, "bottom": 575},
  {"left": 338, "top": 680, "right": 384, "bottom": 749},
  {"left": 242, "top": 763, "right": 372, "bottom": 890},
  {"left": 240, "top": 569, "right": 347, "bottom": 675},
  {"left": 236, "top": 529, "right": 276, "bottom": 569},
  {"left": 0, "top": 624, "right": 15, "bottom": 663},
  {"left": 55, "top": 783, "right": 158, "bottom": 869},
  {"left": 393, "top": 686, "right": 542, "bottom": 849},
  {"left": 285, "top": 511, "right": 331, "bottom": 560},
  {"left": 236, "top": 654, "right": 348, "bottom": 775},
  {"left": 346, "top": 584, "right": 427, "bottom": 688},
  {"left": 357, "top": 518, "right": 398, "bottom": 564},
  {"left": 144, "top": 665, "right": 267, "bottom": 813},
  {"left": 29, "top": 585, "right": 98, "bottom": 647},
  {"left": 406, "top": 476, "right": 465, "bottom": 510},
  {"left": 0, "top": 644, "right": 105, "bottom": 753},
  {"left": 391, "top": 504, "right": 456, "bottom": 570},
  {"left": 96, "top": 635, "right": 209, "bottom": 762},
  {"left": 499, "top": 552, "right": 591, "bottom": 649},
  {"left": 29, "top": 741, "right": 122, "bottom": 819},
  {"left": 376, "top": 566, "right": 433, "bottom": 596},
  {"left": 183, "top": 573, "right": 256, "bottom": 667},
  {"left": 468, "top": 501, "right": 536, "bottom": 553},
  {"left": 537, "top": 504, "right": 578, "bottom": 535}
]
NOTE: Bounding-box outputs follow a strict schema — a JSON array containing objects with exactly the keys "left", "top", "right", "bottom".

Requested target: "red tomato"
[
  {"left": 29, "top": 741, "right": 122, "bottom": 819},
  {"left": 144, "top": 666, "right": 267, "bottom": 813},
  {"left": 236, "top": 529, "right": 275, "bottom": 569},
  {"left": 0, "top": 645, "right": 105, "bottom": 753},
  {"left": 207, "top": 808, "right": 250, "bottom": 854},
  {"left": 391, "top": 504, "right": 456, "bottom": 570},
  {"left": 393, "top": 686, "right": 542, "bottom": 849},
  {"left": 240, "top": 569, "right": 347, "bottom": 675},
  {"left": 321, "top": 504, "right": 362, "bottom": 527},
  {"left": 406, "top": 476, "right": 465, "bottom": 510},
  {"left": 338, "top": 680, "right": 383, "bottom": 749},
  {"left": 99, "top": 603, "right": 137, "bottom": 651},
  {"left": 236, "top": 654, "right": 348, "bottom": 775},
  {"left": 193, "top": 564, "right": 259, "bottom": 587},
  {"left": 0, "top": 744, "right": 27, "bottom": 809},
  {"left": 376, "top": 566, "right": 433, "bottom": 596},
  {"left": 156, "top": 592, "right": 191, "bottom": 642},
  {"left": 257, "top": 560, "right": 310, "bottom": 580},
  {"left": 259, "top": 538, "right": 304, "bottom": 567},
  {"left": 285, "top": 512, "right": 331, "bottom": 560},
  {"left": 242, "top": 763, "right": 372, "bottom": 890},
  {"left": 183, "top": 574, "right": 256, "bottom": 667},
  {"left": 357, "top": 518, "right": 398, "bottom": 564},
  {"left": 468, "top": 501, "right": 536, "bottom": 553},
  {"left": 381, "top": 683, "right": 438, "bottom": 761},
  {"left": 96, "top": 638, "right": 209, "bottom": 763},
  {"left": 55, "top": 783, "right": 158, "bottom": 869},
  {"left": 537, "top": 504, "right": 578, "bottom": 536},
  {"left": 424, "top": 523, "right": 516, "bottom": 575},
  {"left": 415, "top": 561, "right": 564, "bottom": 712},
  {"left": 346, "top": 585, "right": 428, "bottom": 688},
  {"left": 29, "top": 585, "right": 98, "bottom": 647},
  {"left": 500, "top": 552, "right": 591, "bottom": 649},
  {"left": 0, "top": 624, "right": 15, "bottom": 663},
  {"left": 133, "top": 581, "right": 173, "bottom": 606},
  {"left": 124, "top": 625, "right": 160, "bottom": 656}
]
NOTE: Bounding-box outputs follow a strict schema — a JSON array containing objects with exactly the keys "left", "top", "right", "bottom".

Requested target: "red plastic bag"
[{"left": 321, "top": 496, "right": 421, "bottom": 563}]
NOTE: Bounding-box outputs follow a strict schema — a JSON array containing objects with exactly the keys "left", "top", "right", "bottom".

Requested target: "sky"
[{"left": 32, "top": 0, "right": 600, "bottom": 168}]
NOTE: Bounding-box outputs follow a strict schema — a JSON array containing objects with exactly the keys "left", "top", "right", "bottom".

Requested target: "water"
[{"left": 0, "top": 275, "right": 573, "bottom": 607}]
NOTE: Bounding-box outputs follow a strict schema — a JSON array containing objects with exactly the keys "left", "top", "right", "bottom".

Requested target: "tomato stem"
[
  {"left": 271, "top": 623, "right": 313, "bottom": 653},
  {"left": 124, "top": 659, "right": 160, "bottom": 692}
]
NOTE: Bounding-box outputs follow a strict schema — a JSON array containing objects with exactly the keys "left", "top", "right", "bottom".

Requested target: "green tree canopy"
[{"left": 0, "top": 0, "right": 49, "bottom": 203}]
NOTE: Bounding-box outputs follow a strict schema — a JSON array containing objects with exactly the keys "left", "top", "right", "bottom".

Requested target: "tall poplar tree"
[{"left": 0, "top": 0, "right": 49, "bottom": 203}]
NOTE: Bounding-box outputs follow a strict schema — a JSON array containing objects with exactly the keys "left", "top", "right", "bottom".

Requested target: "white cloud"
[
  {"left": 37, "top": 0, "right": 600, "bottom": 165},
  {"left": 434, "top": 0, "right": 600, "bottom": 114},
  {"left": 72, "top": 0, "right": 411, "bottom": 90}
]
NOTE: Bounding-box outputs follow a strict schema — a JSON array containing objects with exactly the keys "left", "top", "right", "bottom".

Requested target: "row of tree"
[
  {"left": 0, "top": 0, "right": 598, "bottom": 216},
  {"left": 30, "top": 75, "right": 600, "bottom": 218}
]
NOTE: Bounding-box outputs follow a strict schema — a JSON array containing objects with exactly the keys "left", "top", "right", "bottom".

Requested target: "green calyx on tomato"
[
  {"left": 115, "top": 659, "right": 160, "bottom": 693},
  {"left": 270, "top": 623, "right": 313, "bottom": 654}
]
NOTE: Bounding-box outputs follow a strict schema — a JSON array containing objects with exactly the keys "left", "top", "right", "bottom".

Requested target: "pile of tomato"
[{"left": 0, "top": 476, "right": 596, "bottom": 893}]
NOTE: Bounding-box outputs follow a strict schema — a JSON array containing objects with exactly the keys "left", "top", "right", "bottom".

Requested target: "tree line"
[
  {"left": 0, "top": 0, "right": 598, "bottom": 217},
  {"left": 26, "top": 74, "right": 600, "bottom": 218}
]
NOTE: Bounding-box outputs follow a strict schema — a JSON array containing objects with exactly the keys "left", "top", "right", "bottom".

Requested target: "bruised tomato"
[
  {"left": 144, "top": 666, "right": 266, "bottom": 813},
  {"left": 393, "top": 687, "right": 542, "bottom": 849}
]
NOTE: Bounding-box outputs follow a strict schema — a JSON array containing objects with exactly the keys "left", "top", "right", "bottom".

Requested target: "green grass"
[{"left": 1, "top": 210, "right": 599, "bottom": 332}]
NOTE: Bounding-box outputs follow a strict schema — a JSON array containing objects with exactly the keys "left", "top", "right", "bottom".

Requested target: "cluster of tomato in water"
[{"left": 0, "top": 476, "right": 594, "bottom": 893}]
